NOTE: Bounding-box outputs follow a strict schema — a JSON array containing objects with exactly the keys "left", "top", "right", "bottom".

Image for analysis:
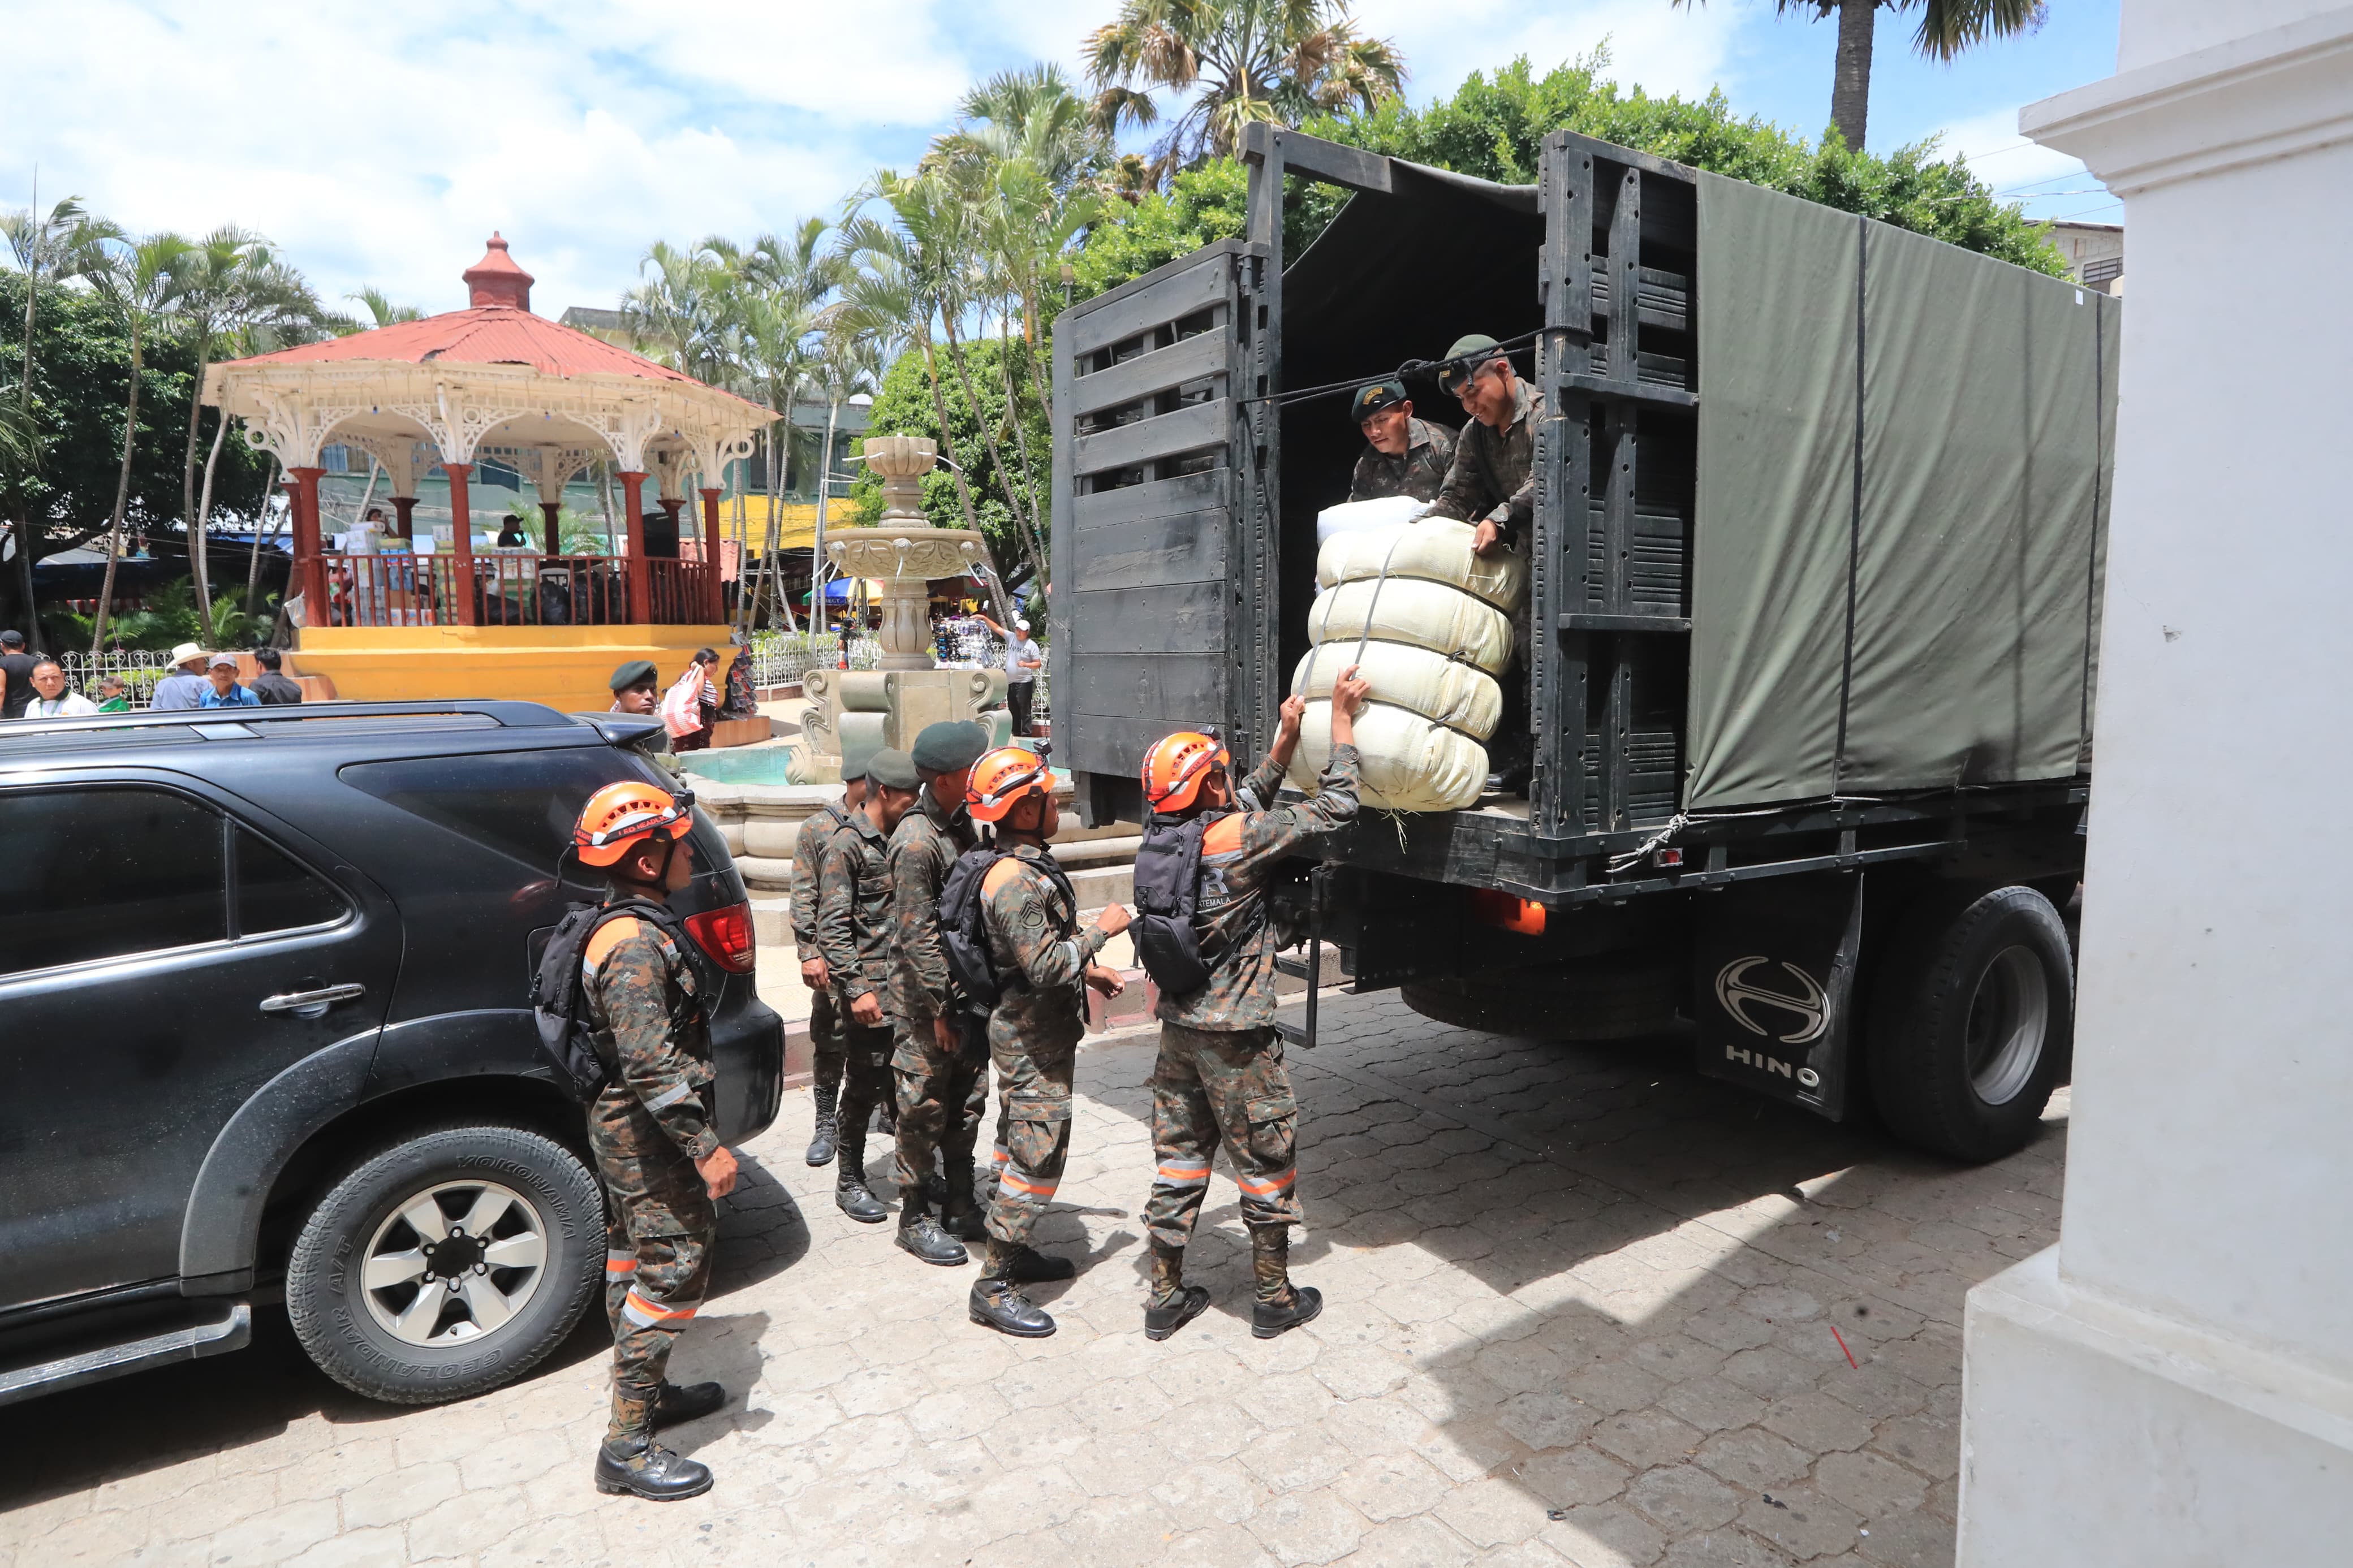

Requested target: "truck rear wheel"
[
  {"left": 285, "top": 1125, "right": 604, "bottom": 1404},
  {"left": 1401, "top": 959, "right": 1680, "bottom": 1041},
  {"left": 1866, "top": 885, "right": 2071, "bottom": 1162}
]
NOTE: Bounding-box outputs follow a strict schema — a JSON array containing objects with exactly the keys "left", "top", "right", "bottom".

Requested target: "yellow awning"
[{"left": 719, "top": 495, "right": 836, "bottom": 553}]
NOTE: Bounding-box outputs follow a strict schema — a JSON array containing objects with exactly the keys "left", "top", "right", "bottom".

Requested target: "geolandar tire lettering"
[
  {"left": 285, "top": 1125, "right": 602, "bottom": 1405},
  {"left": 1864, "top": 884, "right": 2073, "bottom": 1164}
]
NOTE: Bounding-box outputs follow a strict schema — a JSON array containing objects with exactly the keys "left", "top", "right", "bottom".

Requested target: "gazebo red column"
[
  {"left": 288, "top": 466, "right": 328, "bottom": 624},
  {"left": 619, "top": 470, "right": 650, "bottom": 620},
  {"left": 445, "top": 463, "right": 477, "bottom": 627},
  {"left": 390, "top": 496, "right": 417, "bottom": 541},
  {"left": 699, "top": 487, "right": 725, "bottom": 624}
]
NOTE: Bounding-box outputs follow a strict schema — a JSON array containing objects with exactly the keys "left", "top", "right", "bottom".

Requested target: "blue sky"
[{"left": 5, "top": 1, "right": 2121, "bottom": 319}]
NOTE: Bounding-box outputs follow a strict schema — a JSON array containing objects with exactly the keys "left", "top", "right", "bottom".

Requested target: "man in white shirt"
[
  {"left": 979, "top": 615, "right": 1045, "bottom": 736},
  {"left": 21, "top": 658, "right": 100, "bottom": 718}
]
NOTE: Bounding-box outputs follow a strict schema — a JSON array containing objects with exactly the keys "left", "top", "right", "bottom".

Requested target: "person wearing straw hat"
[{"left": 150, "top": 642, "right": 212, "bottom": 710}]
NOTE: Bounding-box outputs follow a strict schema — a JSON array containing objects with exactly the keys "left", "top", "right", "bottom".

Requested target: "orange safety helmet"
[
  {"left": 1141, "top": 730, "right": 1229, "bottom": 815},
  {"left": 572, "top": 780, "right": 694, "bottom": 867},
  {"left": 966, "top": 745, "right": 1053, "bottom": 824}
]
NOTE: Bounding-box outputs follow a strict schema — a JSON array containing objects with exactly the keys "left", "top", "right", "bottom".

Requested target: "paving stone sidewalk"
[{"left": 2, "top": 993, "right": 2065, "bottom": 1568}]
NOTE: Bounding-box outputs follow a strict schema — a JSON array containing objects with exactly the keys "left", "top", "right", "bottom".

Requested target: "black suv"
[{"left": 0, "top": 702, "right": 783, "bottom": 1406}]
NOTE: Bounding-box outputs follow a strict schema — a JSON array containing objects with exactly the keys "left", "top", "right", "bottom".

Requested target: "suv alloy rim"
[
  {"left": 360, "top": 1180, "right": 550, "bottom": 1346},
  {"left": 1965, "top": 945, "right": 2050, "bottom": 1107}
]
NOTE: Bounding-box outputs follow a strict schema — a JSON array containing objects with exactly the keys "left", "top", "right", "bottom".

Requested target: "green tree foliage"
[
  {"left": 0, "top": 271, "right": 275, "bottom": 557},
  {"left": 851, "top": 335, "right": 1050, "bottom": 591},
  {"left": 1074, "top": 52, "right": 2068, "bottom": 296}
]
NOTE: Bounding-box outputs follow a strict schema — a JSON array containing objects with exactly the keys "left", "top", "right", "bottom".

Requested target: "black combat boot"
[
  {"left": 1252, "top": 1285, "right": 1325, "bottom": 1340},
  {"left": 652, "top": 1380, "right": 726, "bottom": 1429},
  {"left": 1145, "top": 1285, "right": 1212, "bottom": 1342},
  {"left": 834, "top": 1127, "right": 888, "bottom": 1224},
  {"left": 804, "top": 1083, "right": 839, "bottom": 1167},
  {"left": 897, "top": 1209, "right": 968, "bottom": 1266},
  {"left": 940, "top": 1159, "right": 988, "bottom": 1242},
  {"left": 595, "top": 1435, "right": 714, "bottom": 1500},
  {"left": 969, "top": 1276, "right": 1055, "bottom": 1338},
  {"left": 996, "top": 1243, "right": 1075, "bottom": 1284}
]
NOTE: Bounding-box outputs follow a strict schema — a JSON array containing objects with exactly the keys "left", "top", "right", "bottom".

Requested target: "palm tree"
[
  {"left": 88, "top": 231, "right": 194, "bottom": 651},
  {"left": 1085, "top": 0, "right": 1406, "bottom": 184},
  {"left": 1670, "top": 0, "right": 2047, "bottom": 153},
  {"left": 3, "top": 190, "right": 117, "bottom": 648},
  {"left": 809, "top": 329, "right": 886, "bottom": 617},
  {"left": 345, "top": 286, "right": 424, "bottom": 329},
  {"left": 174, "top": 228, "right": 318, "bottom": 626}
]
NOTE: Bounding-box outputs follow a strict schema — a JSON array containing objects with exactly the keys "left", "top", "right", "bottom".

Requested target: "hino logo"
[{"left": 1714, "top": 957, "right": 1830, "bottom": 1045}]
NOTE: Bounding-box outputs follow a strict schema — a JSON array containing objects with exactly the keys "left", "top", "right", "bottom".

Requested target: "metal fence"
[{"left": 54, "top": 650, "right": 183, "bottom": 709}]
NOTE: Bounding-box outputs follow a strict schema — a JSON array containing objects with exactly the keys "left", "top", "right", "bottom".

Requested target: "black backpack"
[
  {"left": 1132, "top": 814, "right": 1264, "bottom": 999},
  {"left": 938, "top": 844, "right": 1080, "bottom": 1019},
  {"left": 531, "top": 897, "right": 693, "bottom": 1103}
]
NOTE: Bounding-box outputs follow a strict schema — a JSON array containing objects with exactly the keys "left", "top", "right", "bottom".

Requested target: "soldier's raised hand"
[
  {"left": 1095, "top": 901, "right": 1132, "bottom": 937},
  {"left": 1331, "top": 664, "right": 1371, "bottom": 717}
]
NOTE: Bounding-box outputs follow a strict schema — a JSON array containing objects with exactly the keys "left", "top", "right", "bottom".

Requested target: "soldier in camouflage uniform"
[
  {"left": 791, "top": 758, "right": 867, "bottom": 1167},
  {"left": 1429, "top": 332, "right": 1542, "bottom": 792},
  {"left": 1347, "top": 380, "right": 1455, "bottom": 504},
  {"left": 815, "top": 748, "right": 924, "bottom": 1223},
  {"left": 569, "top": 781, "right": 739, "bottom": 1501},
  {"left": 960, "top": 746, "right": 1132, "bottom": 1337},
  {"left": 887, "top": 722, "right": 991, "bottom": 1265},
  {"left": 1135, "top": 667, "right": 1369, "bottom": 1341}
]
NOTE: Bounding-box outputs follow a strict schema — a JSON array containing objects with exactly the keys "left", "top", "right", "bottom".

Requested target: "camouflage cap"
[
  {"left": 867, "top": 748, "right": 920, "bottom": 791},
  {"left": 1350, "top": 381, "right": 1407, "bottom": 423},
  {"left": 911, "top": 720, "right": 989, "bottom": 772},
  {"left": 1437, "top": 333, "right": 1503, "bottom": 394}
]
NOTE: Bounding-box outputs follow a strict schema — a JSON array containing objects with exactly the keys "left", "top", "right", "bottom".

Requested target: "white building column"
[{"left": 1959, "top": 7, "right": 2353, "bottom": 1563}]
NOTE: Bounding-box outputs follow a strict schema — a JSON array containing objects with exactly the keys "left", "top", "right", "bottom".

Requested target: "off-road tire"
[
  {"left": 1866, "top": 884, "right": 2072, "bottom": 1163},
  {"left": 1402, "top": 959, "right": 1680, "bottom": 1041},
  {"left": 286, "top": 1125, "right": 604, "bottom": 1404}
]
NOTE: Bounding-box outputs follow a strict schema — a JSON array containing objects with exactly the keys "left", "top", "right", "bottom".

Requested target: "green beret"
[
  {"left": 609, "top": 658, "right": 658, "bottom": 691},
  {"left": 1350, "top": 381, "right": 1407, "bottom": 423},
  {"left": 1438, "top": 333, "right": 1503, "bottom": 394},
  {"left": 866, "top": 748, "right": 919, "bottom": 791},
  {"left": 912, "top": 720, "right": 989, "bottom": 773}
]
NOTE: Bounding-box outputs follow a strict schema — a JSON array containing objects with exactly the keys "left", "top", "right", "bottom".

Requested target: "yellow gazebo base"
[{"left": 291, "top": 624, "right": 733, "bottom": 716}]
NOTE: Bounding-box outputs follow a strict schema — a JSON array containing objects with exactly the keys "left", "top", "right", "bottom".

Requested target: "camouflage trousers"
[
  {"left": 590, "top": 1092, "right": 717, "bottom": 1444},
  {"left": 982, "top": 1034, "right": 1074, "bottom": 1248},
  {"left": 808, "top": 983, "right": 846, "bottom": 1095},
  {"left": 893, "top": 1012, "right": 988, "bottom": 1204},
  {"left": 1143, "top": 1022, "right": 1302, "bottom": 1252},
  {"left": 836, "top": 1016, "right": 895, "bottom": 1164}
]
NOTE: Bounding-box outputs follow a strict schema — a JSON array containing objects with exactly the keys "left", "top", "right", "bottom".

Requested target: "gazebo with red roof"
[{"left": 202, "top": 237, "right": 775, "bottom": 710}]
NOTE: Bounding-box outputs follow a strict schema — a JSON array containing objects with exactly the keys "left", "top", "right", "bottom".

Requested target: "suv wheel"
[
  {"left": 286, "top": 1125, "right": 603, "bottom": 1404},
  {"left": 1866, "top": 884, "right": 2072, "bottom": 1163}
]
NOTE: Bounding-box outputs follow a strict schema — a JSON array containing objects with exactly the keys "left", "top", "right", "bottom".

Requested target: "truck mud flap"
[{"left": 1692, "top": 875, "right": 1864, "bottom": 1121}]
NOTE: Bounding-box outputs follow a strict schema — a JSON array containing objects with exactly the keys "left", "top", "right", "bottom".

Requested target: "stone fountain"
[{"left": 790, "top": 435, "right": 1009, "bottom": 781}]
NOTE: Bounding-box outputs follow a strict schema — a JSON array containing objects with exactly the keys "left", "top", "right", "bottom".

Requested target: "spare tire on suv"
[{"left": 285, "top": 1124, "right": 604, "bottom": 1404}]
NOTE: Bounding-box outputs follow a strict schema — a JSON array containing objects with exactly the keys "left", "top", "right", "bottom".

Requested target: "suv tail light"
[{"left": 684, "top": 902, "right": 757, "bottom": 973}]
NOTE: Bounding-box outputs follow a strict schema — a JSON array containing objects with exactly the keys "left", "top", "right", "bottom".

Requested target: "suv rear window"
[{"left": 340, "top": 748, "right": 653, "bottom": 874}]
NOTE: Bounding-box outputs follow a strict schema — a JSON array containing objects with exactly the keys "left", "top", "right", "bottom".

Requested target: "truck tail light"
[
  {"left": 1467, "top": 888, "right": 1546, "bottom": 936},
  {"left": 684, "top": 902, "right": 758, "bottom": 973}
]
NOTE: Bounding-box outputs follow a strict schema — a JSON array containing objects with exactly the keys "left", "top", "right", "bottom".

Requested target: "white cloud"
[
  {"left": 1354, "top": 0, "right": 1755, "bottom": 107},
  {"left": 1928, "top": 106, "right": 2111, "bottom": 222}
]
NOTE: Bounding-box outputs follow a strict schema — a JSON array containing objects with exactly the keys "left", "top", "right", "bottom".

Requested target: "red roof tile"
[{"left": 227, "top": 308, "right": 705, "bottom": 385}]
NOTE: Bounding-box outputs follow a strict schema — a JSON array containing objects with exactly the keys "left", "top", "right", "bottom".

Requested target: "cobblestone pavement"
[{"left": 2, "top": 993, "right": 2066, "bottom": 1568}]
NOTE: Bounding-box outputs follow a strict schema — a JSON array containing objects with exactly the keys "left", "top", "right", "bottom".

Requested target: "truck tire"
[
  {"left": 1402, "top": 959, "right": 1680, "bottom": 1040},
  {"left": 1866, "top": 885, "right": 2071, "bottom": 1163},
  {"left": 286, "top": 1125, "right": 604, "bottom": 1405}
]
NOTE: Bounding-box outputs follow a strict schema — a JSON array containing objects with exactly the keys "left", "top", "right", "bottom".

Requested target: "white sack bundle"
[
  {"left": 1314, "top": 493, "right": 1428, "bottom": 546},
  {"left": 1316, "top": 516, "right": 1527, "bottom": 612},
  {"left": 1287, "top": 701, "right": 1488, "bottom": 813},
  {"left": 1292, "top": 641, "right": 1501, "bottom": 741},
  {"left": 1306, "top": 576, "right": 1514, "bottom": 676}
]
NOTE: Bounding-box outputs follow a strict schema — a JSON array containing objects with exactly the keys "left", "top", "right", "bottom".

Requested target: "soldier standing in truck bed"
[
  {"left": 887, "top": 721, "right": 991, "bottom": 1266},
  {"left": 791, "top": 755, "right": 868, "bottom": 1168},
  {"left": 815, "top": 748, "right": 923, "bottom": 1223},
  {"left": 1428, "top": 332, "right": 1541, "bottom": 793},
  {"left": 1347, "top": 380, "right": 1454, "bottom": 504},
  {"left": 1134, "top": 666, "right": 1368, "bottom": 1342}
]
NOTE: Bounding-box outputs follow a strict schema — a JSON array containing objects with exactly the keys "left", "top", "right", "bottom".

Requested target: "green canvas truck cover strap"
[{"left": 1686, "top": 171, "right": 2119, "bottom": 810}]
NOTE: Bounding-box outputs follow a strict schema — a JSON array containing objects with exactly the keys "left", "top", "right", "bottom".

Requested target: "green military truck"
[{"left": 1049, "top": 125, "right": 2117, "bottom": 1163}]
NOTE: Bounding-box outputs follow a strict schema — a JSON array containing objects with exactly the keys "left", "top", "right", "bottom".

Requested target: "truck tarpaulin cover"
[{"left": 1684, "top": 171, "right": 2119, "bottom": 810}]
